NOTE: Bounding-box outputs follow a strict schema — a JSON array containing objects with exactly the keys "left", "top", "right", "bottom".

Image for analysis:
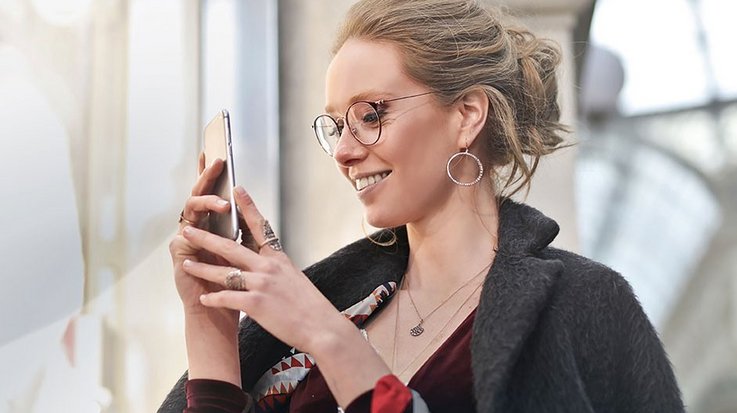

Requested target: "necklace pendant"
[{"left": 410, "top": 325, "right": 424, "bottom": 337}]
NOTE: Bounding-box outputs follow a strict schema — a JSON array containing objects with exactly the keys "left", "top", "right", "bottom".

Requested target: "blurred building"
[
  {"left": 0, "top": 0, "right": 734, "bottom": 412},
  {"left": 577, "top": 0, "right": 737, "bottom": 411}
]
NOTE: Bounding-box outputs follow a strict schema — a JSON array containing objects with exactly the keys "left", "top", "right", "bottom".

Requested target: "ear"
[{"left": 455, "top": 88, "right": 489, "bottom": 149}]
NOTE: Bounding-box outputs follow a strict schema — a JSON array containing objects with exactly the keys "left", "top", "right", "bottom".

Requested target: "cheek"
[
  {"left": 391, "top": 115, "right": 456, "bottom": 171},
  {"left": 389, "top": 127, "right": 455, "bottom": 197}
]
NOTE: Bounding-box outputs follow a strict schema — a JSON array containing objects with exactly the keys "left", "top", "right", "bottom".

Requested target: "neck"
[{"left": 404, "top": 184, "right": 499, "bottom": 292}]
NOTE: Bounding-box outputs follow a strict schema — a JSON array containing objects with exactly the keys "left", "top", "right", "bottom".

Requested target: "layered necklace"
[
  {"left": 390, "top": 264, "right": 490, "bottom": 378},
  {"left": 402, "top": 260, "right": 493, "bottom": 337}
]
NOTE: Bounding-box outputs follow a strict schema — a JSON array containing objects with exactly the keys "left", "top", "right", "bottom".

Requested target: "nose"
[{"left": 333, "top": 128, "right": 368, "bottom": 168}]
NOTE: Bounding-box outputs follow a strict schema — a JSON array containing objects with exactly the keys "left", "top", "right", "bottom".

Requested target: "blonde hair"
[{"left": 333, "top": 0, "right": 568, "bottom": 197}]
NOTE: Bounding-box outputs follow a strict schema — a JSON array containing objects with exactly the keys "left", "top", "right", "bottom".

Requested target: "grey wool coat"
[{"left": 160, "top": 200, "right": 685, "bottom": 413}]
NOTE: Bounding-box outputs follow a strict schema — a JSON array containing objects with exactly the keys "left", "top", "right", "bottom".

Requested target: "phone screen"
[{"left": 203, "top": 109, "right": 239, "bottom": 240}]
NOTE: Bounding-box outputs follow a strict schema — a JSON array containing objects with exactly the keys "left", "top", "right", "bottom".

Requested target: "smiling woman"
[{"left": 159, "top": 1, "right": 685, "bottom": 412}]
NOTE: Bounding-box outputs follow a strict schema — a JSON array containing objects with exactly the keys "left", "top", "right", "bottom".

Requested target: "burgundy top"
[{"left": 185, "top": 309, "right": 476, "bottom": 413}]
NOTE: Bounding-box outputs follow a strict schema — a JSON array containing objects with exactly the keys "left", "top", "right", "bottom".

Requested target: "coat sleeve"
[
  {"left": 158, "top": 376, "right": 254, "bottom": 413},
  {"left": 606, "top": 275, "right": 685, "bottom": 413},
  {"left": 344, "top": 375, "right": 426, "bottom": 413},
  {"left": 183, "top": 379, "right": 253, "bottom": 413}
]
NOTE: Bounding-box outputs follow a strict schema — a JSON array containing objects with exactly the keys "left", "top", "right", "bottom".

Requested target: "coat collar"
[
  {"left": 238, "top": 200, "right": 564, "bottom": 406},
  {"left": 471, "top": 200, "right": 564, "bottom": 411}
]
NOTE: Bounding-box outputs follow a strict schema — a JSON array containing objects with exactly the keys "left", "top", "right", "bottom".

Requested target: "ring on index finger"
[
  {"left": 259, "top": 221, "right": 283, "bottom": 251},
  {"left": 225, "top": 268, "right": 247, "bottom": 290}
]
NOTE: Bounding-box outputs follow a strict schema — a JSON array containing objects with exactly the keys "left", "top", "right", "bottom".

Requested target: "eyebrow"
[{"left": 324, "top": 89, "right": 388, "bottom": 114}]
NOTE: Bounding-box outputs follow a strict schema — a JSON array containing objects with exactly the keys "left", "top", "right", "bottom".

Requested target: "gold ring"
[
  {"left": 259, "top": 221, "right": 283, "bottom": 251},
  {"left": 179, "top": 211, "right": 197, "bottom": 226},
  {"left": 258, "top": 237, "right": 283, "bottom": 251},
  {"left": 225, "top": 269, "right": 247, "bottom": 290}
]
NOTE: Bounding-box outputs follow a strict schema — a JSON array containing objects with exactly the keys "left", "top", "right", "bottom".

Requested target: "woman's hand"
[
  {"left": 179, "top": 183, "right": 392, "bottom": 405},
  {"left": 169, "top": 153, "right": 237, "bottom": 313},
  {"left": 179, "top": 185, "right": 353, "bottom": 353},
  {"left": 170, "top": 153, "right": 248, "bottom": 385}
]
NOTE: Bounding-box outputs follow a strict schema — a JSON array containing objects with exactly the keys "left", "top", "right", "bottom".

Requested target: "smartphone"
[{"left": 203, "top": 109, "right": 239, "bottom": 240}]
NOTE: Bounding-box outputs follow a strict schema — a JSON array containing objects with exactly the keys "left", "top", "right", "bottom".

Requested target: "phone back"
[{"left": 203, "top": 110, "right": 239, "bottom": 240}]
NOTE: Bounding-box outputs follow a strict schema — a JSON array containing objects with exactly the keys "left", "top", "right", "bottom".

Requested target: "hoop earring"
[
  {"left": 446, "top": 148, "right": 483, "bottom": 186},
  {"left": 361, "top": 217, "right": 397, "bottom": 247}
]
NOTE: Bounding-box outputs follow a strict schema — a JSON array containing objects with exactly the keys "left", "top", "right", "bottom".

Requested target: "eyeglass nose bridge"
[
  {"left": 334, "top": 119, "right": 370, "bottom": 157},
  {"left": 311, "top": 114, "right": 357, "bottom": 157}
]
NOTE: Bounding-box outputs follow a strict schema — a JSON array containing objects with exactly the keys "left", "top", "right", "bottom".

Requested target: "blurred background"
[{"left": 0, "top": 0, "right": 735, "bottom": 412}]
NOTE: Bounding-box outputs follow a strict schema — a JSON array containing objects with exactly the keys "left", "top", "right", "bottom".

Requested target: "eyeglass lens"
[{"left": 313, "top": 101, "right": 381, "bottom": 155}]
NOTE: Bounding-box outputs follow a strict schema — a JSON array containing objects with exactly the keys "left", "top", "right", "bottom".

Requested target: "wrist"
[
  {"left": 185, "top": 311, "right": 241, "bottom": 386},
  {"left": 184, "top": 303, "right": 239, "bottom": 322},
  {"left": 304, "top": 312, "right": 359, "bottom": 358},
  {"left": 305, "top": 313, "right": 391, "bottom": 408}
]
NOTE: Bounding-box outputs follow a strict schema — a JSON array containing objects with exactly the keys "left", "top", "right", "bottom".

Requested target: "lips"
[{"left": 355, "top": 171, "right": 391, "bottom": 191}]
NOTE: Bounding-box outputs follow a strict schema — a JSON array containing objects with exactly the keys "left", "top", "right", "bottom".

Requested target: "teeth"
[{"left": 355, "top": 172, "right": 389, "bottom": 191}]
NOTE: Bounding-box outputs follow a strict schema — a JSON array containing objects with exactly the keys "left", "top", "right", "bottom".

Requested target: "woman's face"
[{"left": 324, "top": 38, "right": 462, "bottom": 228}]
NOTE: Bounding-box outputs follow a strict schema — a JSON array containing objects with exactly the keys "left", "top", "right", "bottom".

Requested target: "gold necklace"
[
  {"left": 390, "top": 289, "right": 402, "bottom": 373},
  {"left": 391, "top": 279, "right": 484, "bottom": 380},
  {"left": 404, "top": 261, "right": 492, "bottom": 337}
]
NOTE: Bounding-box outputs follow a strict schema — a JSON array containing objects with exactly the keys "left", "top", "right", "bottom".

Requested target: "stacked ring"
[
  {"left": 260, "top": 221, "right": 283, "bottom": 251},
  {"left": 225, "top": 269, "right": 247, "bottom": 290},
  {"left": 259, "top": 237, "right": 282, "bottom": 251}
]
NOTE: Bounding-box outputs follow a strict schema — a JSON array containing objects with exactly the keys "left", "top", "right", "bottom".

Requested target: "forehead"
[{"left": 324, "top": 39, "right": 415, "bottom": 113}]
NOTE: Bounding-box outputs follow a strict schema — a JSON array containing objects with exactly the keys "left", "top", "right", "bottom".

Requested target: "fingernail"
[
  {"left": 199, "top": 294, "right": 207, "bottom": 303},
  {"left": 217, "top": 199, "right": 229, "bottom": 206},
  {"left": 234, "top": 186, "right": 246, "bottom": 196},
  {"left": 183, "top": 259, "right": 192, "bottom": 267},
  {"left": 183, "top": 226, "right": 193, "bottom": 236}
]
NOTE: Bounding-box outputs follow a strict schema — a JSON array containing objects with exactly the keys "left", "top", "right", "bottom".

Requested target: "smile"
[{"left": 355, "top": 171, "right": 391, "bottom": 191}]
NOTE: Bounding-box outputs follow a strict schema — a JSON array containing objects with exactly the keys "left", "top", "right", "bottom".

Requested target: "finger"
[
  {"left": 238, "top": 214, "right": 258, "bottom": 252},
  {"left": 182, "top": 225, "right": 260, "bottom": 270},
  {"left": 182, "top": 259, "right": 241, "bottom": 288},
  {"left": 185, "top": 195, "right": 231, "bottom": 215},
  {"left": 199, "top": 290, "right": 251, "bottom": 312},
  {"left": 233, "top": 186, "right": 283, "bottom": 254},
  {"left": 179, "top": 195, "right": 231, "bottom": 230},
  {"left": 191, "top": 158, "right": 224, "bottom": 196},
  {"left": 198, "top": 151, "right": 205, "bottom": 175},
  {"left": 169, "top": 234, "right": 198, "bottom": 261}
]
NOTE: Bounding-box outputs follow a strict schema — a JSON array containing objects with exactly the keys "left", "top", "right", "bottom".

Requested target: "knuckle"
[
  {"left": 240, "top": 191, "right": 255, "bottom": 207},
  {"left": 246, "top": 292, "right": 263, "bottom": 308},
  {"left": 169, "top": 236, "right": 185, "bottom": 253},
  {"left": 184, "top": 196, "right": 198, "bottom": 211},
  {"left": 259, "top": 259, "right": 278, "bottom": 274},
  {"left": 247, "top": 274, "right": 268, "bottom": 291}
]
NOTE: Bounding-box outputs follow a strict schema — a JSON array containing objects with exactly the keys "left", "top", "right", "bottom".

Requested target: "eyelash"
[{"left": 374, "top": 102, "right": 388, "bottom": 114}]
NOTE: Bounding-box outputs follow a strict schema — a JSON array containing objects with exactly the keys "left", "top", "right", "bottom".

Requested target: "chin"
[{"left": 364, "top": 210, "right": 403, "bottom": 230}]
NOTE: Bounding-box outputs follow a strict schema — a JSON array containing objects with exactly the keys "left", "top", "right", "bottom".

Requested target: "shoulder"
[
  {"left": 534, "top": 247, "right": 652, "bottom": 342},
  {"left": 532, "top": 250, "right": 685, "bottom": 411},
  {"left": 541, "top": 246, "right": 636, "bottom": 308},
  {"left": 532, "top": 246, "right": 671, "bottom": 370}
]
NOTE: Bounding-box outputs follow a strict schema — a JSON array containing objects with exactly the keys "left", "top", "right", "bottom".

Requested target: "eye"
[
  {"left": 361, "top": 111, "right": 379, "bottom": 124},
  {"left": 351, "top": 103, "right": 380, "bottom": 125}
]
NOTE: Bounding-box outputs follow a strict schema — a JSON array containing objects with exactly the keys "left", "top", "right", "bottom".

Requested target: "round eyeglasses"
[{"left": 312, "top": 91, "right": 434, "bottom": 156}]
